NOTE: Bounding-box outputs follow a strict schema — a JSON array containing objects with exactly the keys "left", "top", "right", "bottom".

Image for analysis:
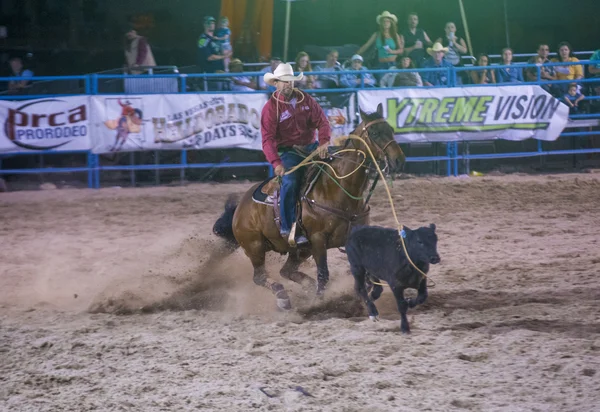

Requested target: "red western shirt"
[{"left": 261, "top": 91, "right": 331, "bottom": 168}]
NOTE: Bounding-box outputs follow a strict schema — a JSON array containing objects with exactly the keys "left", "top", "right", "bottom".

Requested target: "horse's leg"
[
  {"left": 351, "top": 264, "right": 379, "bottom": 321},
  {"left": 310, "top": 234, "right": 329, "bottom": 295},
  {"left": 391, "top": 285, "right": 411, "bottom": 334},
  {"left": 280, "top": 249, "right": 316, "bottom": 290},
  {"left": 245, "top": 237, "right": 292, "bottom": 310}
]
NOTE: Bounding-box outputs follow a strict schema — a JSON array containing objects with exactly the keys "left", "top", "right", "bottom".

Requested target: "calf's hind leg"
[{"left": 351, "top": 264, "right": 380, "bottom": 321}]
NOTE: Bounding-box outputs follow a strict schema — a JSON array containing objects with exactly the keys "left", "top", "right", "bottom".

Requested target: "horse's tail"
[{"left": 212, "top": 194, "right": 239, "bottom": 248}]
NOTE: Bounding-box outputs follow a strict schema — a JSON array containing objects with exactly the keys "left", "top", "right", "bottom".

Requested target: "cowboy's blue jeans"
[{"left": 279, "top": 142, "right": 317, "bottom": 234}]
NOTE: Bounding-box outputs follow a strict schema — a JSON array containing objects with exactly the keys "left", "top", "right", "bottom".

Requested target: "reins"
[{"left": 280, "top": 129, "right": 431, "bottom": 285}]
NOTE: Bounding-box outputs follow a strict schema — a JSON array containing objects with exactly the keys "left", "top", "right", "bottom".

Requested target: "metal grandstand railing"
[{"left": 1, "top": 59, "right": 599, "bottom": 188}]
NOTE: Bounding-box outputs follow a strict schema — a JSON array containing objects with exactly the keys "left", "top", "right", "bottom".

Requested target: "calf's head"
[{"left": 404, "top": 224, "right": 440, "bottom": 264}]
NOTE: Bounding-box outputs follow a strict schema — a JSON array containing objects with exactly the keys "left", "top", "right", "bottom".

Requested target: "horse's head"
[{"left": 355, "top": 103, "right": 405, "bottom": 174}]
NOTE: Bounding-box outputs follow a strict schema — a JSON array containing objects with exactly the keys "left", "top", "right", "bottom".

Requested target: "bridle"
[{"left": 355, "top": 118, "right": 396, "bottom": 172}]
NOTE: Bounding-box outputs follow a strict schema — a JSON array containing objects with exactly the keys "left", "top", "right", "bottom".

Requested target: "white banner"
[
  {"left": 91, "top": 94, "right": 267, "bottom": 154},
  {"left": 0, "top": 97, "right": 91, "bottom": 153},
  {"left": 358, "top": 86, "right": 569, "bottom": 142}
]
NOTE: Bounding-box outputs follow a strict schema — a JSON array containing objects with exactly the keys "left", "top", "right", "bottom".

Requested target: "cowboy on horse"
[{"left": 261, "top": 62, "right": 331, "bottom": 246}]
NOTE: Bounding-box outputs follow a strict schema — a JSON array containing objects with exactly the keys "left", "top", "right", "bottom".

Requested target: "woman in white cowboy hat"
[
  {"left": 356, "top": 11, "right": 404, "bottom": 71},
  {"left": 421, "top": 42, "right": 453, "bottom": 86},
  {"left": 261, "top": 63, "right": 331, "bottom": 245}
]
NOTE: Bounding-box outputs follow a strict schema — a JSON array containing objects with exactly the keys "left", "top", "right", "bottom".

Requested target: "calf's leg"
[
  {"left": 369, "top": 278, "right": 384, "bottom": 302},
  {"left": 351, "top": 264, "right": 379, "bottom": 321},
  {"left": 407, "top": 278, "right": 428, "bottom": 308},
  {"left": 391, "top": 286, "right": 411, "bottom": 333}
]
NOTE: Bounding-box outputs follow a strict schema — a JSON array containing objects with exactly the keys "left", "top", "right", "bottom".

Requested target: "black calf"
[{"left": 345, "top": 224, "right": 440, "bottom": 333}]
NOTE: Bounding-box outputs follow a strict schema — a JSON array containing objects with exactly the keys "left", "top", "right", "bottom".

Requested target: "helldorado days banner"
[
  {"left": 91, "top": 94, "right": 267, "bottom": 154},
  {"left": 358, "top": 86, "right": 569, "bottom": 142}
]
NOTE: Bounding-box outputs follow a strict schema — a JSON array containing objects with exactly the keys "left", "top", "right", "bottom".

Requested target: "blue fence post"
[
  {"left": 446, "top": 143, "right": 452, "bottom": 176},
  {"left": 86, "top": 152, "right": 93, "bottom": 188},
  {"left": 180, "top": 149, "right": 187, "bottom": 185},
  {"left": 84, "top": 75, "right": 91, "bottom": 94},
  {"left": 268, "top": 164, "right": 274, "bottom": 177},
  {"left": 180, "top": 75, "right": 187, "bottom": 93},
  {"left": 453, "top": 142, "right": 459, "bottom": 176},
  {"left": 130, "top": 152, "right": 136, "bottom": 187},
  {"left": 94, "top": 154, "right": 100, "bottom": 189},
  {"left": 154, "top": 151, "right": 160, "bottom": 185}
]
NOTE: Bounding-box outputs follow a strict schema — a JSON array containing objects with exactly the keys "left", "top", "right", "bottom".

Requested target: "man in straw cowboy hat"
[
  {"left": 422, "top": 42, "right": 453, "bottom": 86},
  {"left": 261, "top": 62, "right": 331, "bottom": 246}
]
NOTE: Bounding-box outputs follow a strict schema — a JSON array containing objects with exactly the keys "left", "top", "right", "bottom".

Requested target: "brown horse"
[{"left": 214, "top": 103, "right": 405, "bottom": 310}]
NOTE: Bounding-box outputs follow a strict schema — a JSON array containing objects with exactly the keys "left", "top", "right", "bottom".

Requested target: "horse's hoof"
[
  {"left": 277, "top": 298, "right": 292, "bottom": 311},
  {"left": 369, "top": 315, "right": 379, "bottom": 322}
]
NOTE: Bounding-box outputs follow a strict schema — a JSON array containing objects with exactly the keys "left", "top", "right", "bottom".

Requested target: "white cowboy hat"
[
  {"left": 263, "top": 63, "right": 304, "bottom": 87},
  {"left": 427, "top": 42, "right": 449, "bottom": 56},
  {"left": 376, "top": 11, "right": 397, "bottom": 25}
]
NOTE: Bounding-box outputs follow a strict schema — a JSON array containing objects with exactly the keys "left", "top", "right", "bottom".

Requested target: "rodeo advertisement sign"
[
  {"left": 310, "top": 91, "right": 356, "bottom": 138},
  {"left": 358, "top": 86, "right": 569, "bottom": 142},
  {"left": 91, "top": 94, "right": 267, "bottom": 154},
  {"left": 0, "top": 97, "right": 91, "bottom": 153}
]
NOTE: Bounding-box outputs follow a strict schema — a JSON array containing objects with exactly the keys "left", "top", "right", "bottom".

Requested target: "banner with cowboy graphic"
[
  {"left": 309, "top": 91, "right": 357, "bottom": 139},
  {"left": 90, "top": 94, "right": 267, "bottom": 154},
  {"left": 0, "top": 96, "right": 91, "bottom": 153},
  {"left": 358, "top": 86, "right": 569, "bottom": 142}
]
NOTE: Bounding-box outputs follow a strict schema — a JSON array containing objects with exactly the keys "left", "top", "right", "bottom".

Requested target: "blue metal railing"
[{"left": 1, "top": 59, "right": 599, "bottom": 187}]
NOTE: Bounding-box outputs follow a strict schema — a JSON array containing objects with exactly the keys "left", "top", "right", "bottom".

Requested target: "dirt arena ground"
[{"left": 1, "top": 173, "right": 599, "bottom": 412}]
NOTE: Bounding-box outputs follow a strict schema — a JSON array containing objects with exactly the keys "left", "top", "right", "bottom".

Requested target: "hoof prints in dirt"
[
  {"left": 296, "top": 293, "right": 365, "bottom": 320},
  {"left": 422, "top": 287, "right": 600, "bottom": 313},
  {"left": 88, "top": 280, "right": 231, "bottom": 315},
  {"left": 442, "top": 319, "right": 600, "bottom": 339}
]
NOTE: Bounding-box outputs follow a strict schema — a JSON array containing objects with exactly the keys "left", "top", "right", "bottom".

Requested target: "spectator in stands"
[
  {"left": 314, "top": 50, "right": 342, "bottom": 88},
  {"left": 421, "top": 43, "right": 453, "bottom": 86},
  {"left": 7, "top": 56, "right": 34, "bottom": 93},
  {"left": 124, "top": 27, "right": 156, "bottom": 73},
  {"left": 525, "top": 55, "right": 543, "bottom": 82},
  {"left": 341, "top": 54, "right": 376, "bottom": 88},
  {"left": 536, "top": 44, "right": 557, "bottom": 82},
  {"left": 356, "top": 11, "right": 404, "bottom": 71},
  {"left": 551, "top": 41, "right": 583, "bottom": 94},
  {"left": 198, "top": 16, "right": 231, "bottom": 73},
  {"left": 294, "top": 52, "right": 315, "bottom": 89},
  {"left": 258, "top": 56, "right": 282, "bottom": 91},
  {"left": 214, "top": 17, "right": 232, "bottom": 72},
  {"left": 470, "top": 53, "right": 496, "bottom": 84},
  {"left": 495, "top": 48, "right": 523, "bottom": 84},
  {"left": 435, "top": 22, "right": 467, "bottom": 68},
  {"left": 402, "top": 12, "right": 432, "bottom": 68},
  {"left": 380, "top": 56, "right": 422, "bottom": 87},
  {"left": 563, "top": 83, "right": 584, "bottom": 115},
  {"left": 229, "top": 59, "right": 258, "bottom": 91}
]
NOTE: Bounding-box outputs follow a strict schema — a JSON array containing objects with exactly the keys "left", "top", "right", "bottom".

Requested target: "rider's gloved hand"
[
  {"left": 275, "top": 164, "right": 285, "bottom": 176},
  {"left": 316, "top": 144, "right": 329, "bottom": 159}
]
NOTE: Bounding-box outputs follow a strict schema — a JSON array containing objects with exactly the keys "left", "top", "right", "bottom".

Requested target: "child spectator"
[
  {"left": 563, "top": 83, "right": 584, "bottom": 114},
  {"left": 214, "top": 17, "right": 232, "bottom": 72},
  {"left": 495, "top": 47, "right": 523, "bottom": 84},
  {"left": 294, "top": 51, "right": 316, "bottom": 89},
  {"left": 341, "top": 54, "right": 376, "bottom": 88},
  {"left": 470, "top": 53, "right": 495, "bottom": 84}
]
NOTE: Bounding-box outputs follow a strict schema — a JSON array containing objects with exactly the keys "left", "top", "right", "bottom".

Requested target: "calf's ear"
[{"left": 429, "top": 223, "right": 436, "bottom": 231}]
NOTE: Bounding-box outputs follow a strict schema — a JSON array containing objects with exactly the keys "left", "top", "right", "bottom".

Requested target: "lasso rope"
[{"left": 283, "top": 134, "right": 430, "bottom": 283}]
